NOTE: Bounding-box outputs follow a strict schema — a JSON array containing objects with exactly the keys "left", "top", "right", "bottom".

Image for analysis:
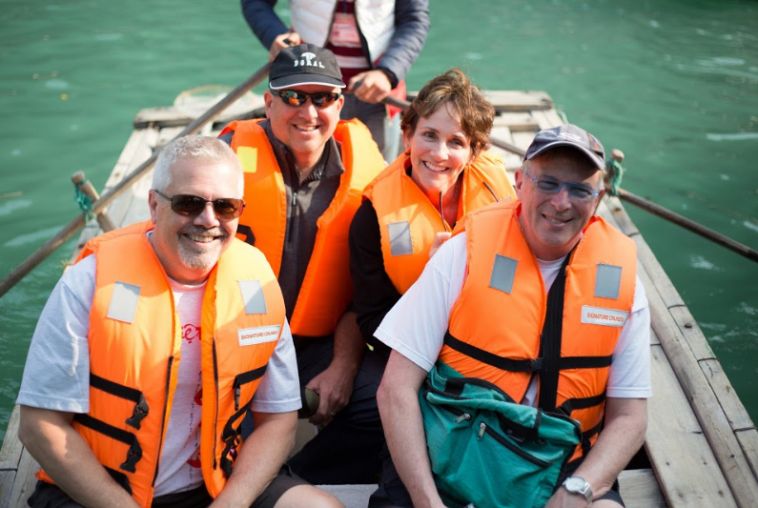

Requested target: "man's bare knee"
[{"left": 273, "top": 484, "right": 344, "bottom": 508}]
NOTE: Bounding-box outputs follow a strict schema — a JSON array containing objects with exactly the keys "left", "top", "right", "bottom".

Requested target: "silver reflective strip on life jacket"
[
  {"left": 388, "top": 221, "right": 413, "bottom": 256},
  {"left": 106, "top": 282, "right": 140, "bottom": 324},
  {"left": 239, "top": 280, "right": 267, "bottom": 315},
  {"left": 595, "top": 264, "right": 622, "bottom": 299},
  {"left": 489, "top": 255, "right": 517, "bottom": 294}
]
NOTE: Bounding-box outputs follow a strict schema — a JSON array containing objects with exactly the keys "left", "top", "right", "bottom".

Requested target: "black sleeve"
[{"left": 349, "top": 199, "right": 402, "bottom": 356}]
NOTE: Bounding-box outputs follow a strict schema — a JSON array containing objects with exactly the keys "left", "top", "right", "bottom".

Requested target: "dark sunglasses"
[
  {"left": 272, "top": 89, "right": 342, "bottom": 108},
  {"left": 153, "top": 189, "right": 245, "bottom": 219}
]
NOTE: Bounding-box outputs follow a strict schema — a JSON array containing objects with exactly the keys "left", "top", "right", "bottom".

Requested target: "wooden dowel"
[
  {"left": 609, "top": 150, "right": 757, "bottom": 263},
  {"left": 617, "top": 188, "right": 757, "bottom": 262},
  {"left": 0, "top": 62, "right": 271, "bottom": 299},
  {"left": 71, "top": 171, "right": 116, "bottom": 233}
]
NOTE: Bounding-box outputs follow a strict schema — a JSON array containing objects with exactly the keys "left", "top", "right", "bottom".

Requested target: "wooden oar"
[
  {"left": 0, "top": 63, "right": 271, "bottom": 299},
  {"left": 608, "top": 151, "right": 757, "bottom": 263},
  {"left": 386, "top": 94, "right": 757, "bottom": 262}
]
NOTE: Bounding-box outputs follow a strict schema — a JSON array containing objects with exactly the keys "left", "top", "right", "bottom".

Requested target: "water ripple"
[
  {"left": 0, "top": 199, "right": 32, "bottom": 217},
  {"left": 4, "top": 226, "right": 61, "bottom": 248}
]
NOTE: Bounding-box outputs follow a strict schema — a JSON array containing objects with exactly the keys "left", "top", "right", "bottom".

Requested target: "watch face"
[{"left": 563, "top": 476, "right": 591, "bottom": 500}]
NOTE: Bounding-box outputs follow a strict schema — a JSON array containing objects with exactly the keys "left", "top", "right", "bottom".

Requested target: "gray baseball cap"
[{"left": 525, "top": 124, "right": 606, "bottom": 169}]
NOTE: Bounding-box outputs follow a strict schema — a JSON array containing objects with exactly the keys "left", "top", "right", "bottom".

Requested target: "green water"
[{"left": 0, "top": 0, "right": 756, "bottom": 441}]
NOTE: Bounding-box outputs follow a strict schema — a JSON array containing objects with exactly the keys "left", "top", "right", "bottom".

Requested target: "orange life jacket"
[
  {"left": 40, "top": 222, "right": 286, "bottom": 506},
  {"left": 440, "top": 202, "right": 636, "bottom": 460},
  {"left": 220, "top": 118, "right": 385, "bottom": 337},
  {"left": 363, "top": 151, "right": 515, "bottom": 293}
]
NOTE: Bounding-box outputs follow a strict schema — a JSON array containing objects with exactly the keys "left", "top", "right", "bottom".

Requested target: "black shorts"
[{"left": 28, "top": 465, "right": 308, "bottom": 508}]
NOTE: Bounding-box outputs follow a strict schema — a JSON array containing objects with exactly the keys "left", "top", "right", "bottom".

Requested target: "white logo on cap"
[{"left": 294, "top": 52, "right": 325, "bottom": 69}]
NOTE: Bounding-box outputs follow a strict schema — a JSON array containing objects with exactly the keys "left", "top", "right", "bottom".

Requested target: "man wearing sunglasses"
[
  {"left": 220, "top": 44, "right": 387, "bottom": 485},
  {"left": 17, "top": 137, "right": 341, "bottom": 508},
  {"left": 241, "top": 0, "right": 430, "bottom": 154},
  {"left": 376, "top": 124, "right": 651, "bottom": 507}
]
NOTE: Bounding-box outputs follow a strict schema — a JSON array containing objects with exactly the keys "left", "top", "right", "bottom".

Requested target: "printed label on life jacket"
[
  {"left": 238, "top": 324, "right": 281, "bottom": 346},
  {"left": 581, "top": 305, "right": 628, "bottom": 327}
]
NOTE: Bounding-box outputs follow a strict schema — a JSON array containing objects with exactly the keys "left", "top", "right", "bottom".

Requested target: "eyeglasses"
[
  {"left": 522, "top": 170, "right": 601, "bottom": 202},
  {"left": 272, "top": 89, "right": 342, "bottom": 108},
  {"left": 153, "top": 190, "right": 245, "bottom": 219}
]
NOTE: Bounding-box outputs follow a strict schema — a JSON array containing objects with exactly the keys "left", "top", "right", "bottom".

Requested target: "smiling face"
[
  {"left": 515, "top": 149, "right": 604, "bottom": 260},
  {"left": 264, "top": 84, "right": 344, "bottom": 171},
  {"left": 148, "top": 157, "right": 243, "bottom": 284},
  {"left": 404, "top": 103, "right": 473, "bottom": 197}
]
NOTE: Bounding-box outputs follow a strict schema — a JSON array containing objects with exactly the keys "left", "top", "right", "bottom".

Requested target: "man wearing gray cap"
[
  {"left": 220, "top": 44, "right": 387, "bottom": 484},
  {"left": 375, "top": 124, "right": 651, "bottom": 507}
]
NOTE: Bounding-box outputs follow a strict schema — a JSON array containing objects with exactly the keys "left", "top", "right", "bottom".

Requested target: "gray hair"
[{"left": 152, "top": 136, "right": 242, "bottom": 192}]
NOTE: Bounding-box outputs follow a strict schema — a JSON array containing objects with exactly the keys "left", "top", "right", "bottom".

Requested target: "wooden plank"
[
  {"left": 101, "top": 128, "right": 158, "bottom": 229},
  {"left": 481, "top": 90, "right": 553, "bottom": 112},
  {"left": 493, "top": 112, "right": 540, "bottom": 132},
  {"left": 619, "top": 469, "right": 666, "bottom": 508},
  {"left": 132, "top": 94, "right": 265, "bottom": 129},
  {"left": 645, "top": 342, "right": 735, "bottom": 507},
  {"left": 0, "top": 406, "right": 21, "bottom": 471},
  {"left": 5, "top": 449, "right": 38, "bottom": 508},
  {"left": 736, "top": 428, "right": 758, "bottom": 479},
  {"left": 0, "top": 471, "right": 15, "bottom": 508},
  {"left": 530, "top": 109, "right": 565, "bottom": 130},
  {"left": 700, "top": 358, "right": 756, "bottom": 432}
]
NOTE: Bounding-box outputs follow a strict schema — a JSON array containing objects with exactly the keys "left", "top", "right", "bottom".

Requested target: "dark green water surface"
[{"left": 1, "top": 0, "right": 757, "bottom": 440}]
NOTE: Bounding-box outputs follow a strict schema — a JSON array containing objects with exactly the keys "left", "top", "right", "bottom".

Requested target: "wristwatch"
[{"left": 562, "top": 476, "right": 593, "bottom": 502}]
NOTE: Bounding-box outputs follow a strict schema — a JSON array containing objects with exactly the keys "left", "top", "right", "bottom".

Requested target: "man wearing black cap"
[
  {"left": 375, "top": 124, "right": 651, "bottom": 507},
  {"left": 220, "top": 44, "right": 387, "bottom": 484}
]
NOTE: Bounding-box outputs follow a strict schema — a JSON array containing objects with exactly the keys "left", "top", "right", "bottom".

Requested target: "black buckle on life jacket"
[
  {"left": 218, "top": 400, "right": 253, "bottom": 478},
  {"left": 90, "top": 373, "right": 149, "bottom": 430},
  {"left": 74, "top": 413, "right": 143, "bottom": 473},
  {"left": 120, "top": 439, "right": 143, "bottom": 473},
  {"left": 125, "top": 394, "right": 149, "bottom": 430},
  {"left": 220, "top": 434, "right": 240, "bottom": 478}
]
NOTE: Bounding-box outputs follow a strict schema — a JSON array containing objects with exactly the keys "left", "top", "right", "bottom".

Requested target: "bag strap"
[{"left": 537, "top": 251, "right": 573, "bottom": 411}]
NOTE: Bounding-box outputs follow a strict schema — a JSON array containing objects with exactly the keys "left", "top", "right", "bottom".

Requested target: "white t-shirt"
[
  {"left": 18, "top": 253, "right": 301, "bottom": 495},
  {"left": 375, "top": 233, "right": 652, "bottom": 401}
]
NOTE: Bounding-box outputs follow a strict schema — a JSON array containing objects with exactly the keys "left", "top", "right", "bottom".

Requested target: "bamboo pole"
[{"left": 0, "top": 63, "right": 271, "bottom": 299}]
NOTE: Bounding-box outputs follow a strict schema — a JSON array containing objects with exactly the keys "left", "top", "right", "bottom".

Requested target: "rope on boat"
[
  {"left": 74, "top": 180, "right": 95, "bottom": 220},
  {"left": 604, "top": 157, "right": 625, "bottom": 197}
]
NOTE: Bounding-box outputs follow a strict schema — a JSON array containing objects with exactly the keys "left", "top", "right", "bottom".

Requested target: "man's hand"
[
  {"left": 348, "top": 69, "right": 393, "bottom": 103},
  {"left": 269, "top": 31, "right": 301, "bottom": 60},
  {"left": 306, "top": 311, "right": 364, "bottom": 426},
  {"left": 306, "top": 362, "right": 355, "bottom": 426}
]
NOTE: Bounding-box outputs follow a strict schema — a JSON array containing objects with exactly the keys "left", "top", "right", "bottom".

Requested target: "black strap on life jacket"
[
  {"left": 74, "top": 413, "right": 143, "bottom": 473},
  {"left": 537, "top": 252, "right": 573, "bottom": 411},
  {"left": 104, "top": 466, "right": 132, "bottom": 494},
  {"left": 90, "top": 373, "right": 149, "bottom": 430},
  {"left": 443, "top": 332, "right": 543, "bottom": 373},
  {"left": 232, "top": 365, "right": 268, "bottom": 411}
]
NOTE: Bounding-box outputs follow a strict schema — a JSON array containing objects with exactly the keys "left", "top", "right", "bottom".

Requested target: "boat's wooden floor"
[{"left": 2, "top": 90, "right": 757, "bottom": 508}]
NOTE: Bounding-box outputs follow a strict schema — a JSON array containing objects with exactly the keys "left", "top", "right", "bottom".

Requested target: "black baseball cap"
[
  {"left": 269, "top": 43, "right": 346, "bottom": 90},
  {"left": 525, "top": 124, "right": 606, "bottom": 170}
]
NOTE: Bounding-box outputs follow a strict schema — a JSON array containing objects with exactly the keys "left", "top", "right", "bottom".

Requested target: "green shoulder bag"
[{"left": 418, "top": 362, "right": 581, "bottom": 508}]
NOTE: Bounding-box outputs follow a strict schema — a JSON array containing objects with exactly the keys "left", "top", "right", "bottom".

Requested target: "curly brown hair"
[{"left": 400, "top": 68, "right": 494, "bottom": 156}]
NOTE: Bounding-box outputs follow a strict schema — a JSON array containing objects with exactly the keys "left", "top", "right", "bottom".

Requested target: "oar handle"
[{"left": 0, "top": 63, "right": 271, "bottom": 299}]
